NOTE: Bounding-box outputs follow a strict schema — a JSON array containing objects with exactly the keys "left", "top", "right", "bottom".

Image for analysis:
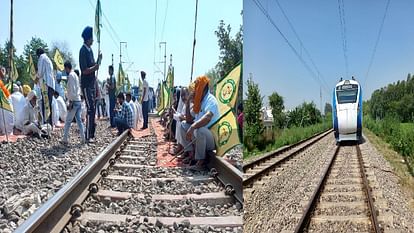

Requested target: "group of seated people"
[
  {"left": 113, "top": 92, "right": 143, "bottom": 135},
  {"left": 0, "top": 64, "right": 83, "bottom": 138},
  {"left": 160, "top": 76, "right": 220, "bottom": 170}
]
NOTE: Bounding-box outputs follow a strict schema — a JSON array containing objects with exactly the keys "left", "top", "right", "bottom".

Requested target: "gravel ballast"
[
  {"left": 0, "top": 121, "right": 115, "bottom": 232},
  {"left": 243, "top": 134, "right": 336, "bottom": 232}
]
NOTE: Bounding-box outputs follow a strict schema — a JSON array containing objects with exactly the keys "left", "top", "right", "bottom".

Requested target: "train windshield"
[{"left": 336, "top": 84, "right": 358, "bottom": 104}]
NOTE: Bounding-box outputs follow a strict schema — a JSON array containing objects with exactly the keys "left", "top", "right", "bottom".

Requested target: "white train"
[{"left": 332, "top": 78, "right": 362, "bottom": 142}]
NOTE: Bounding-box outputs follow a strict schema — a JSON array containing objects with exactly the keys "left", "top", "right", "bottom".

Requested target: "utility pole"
[
  {"left": 9, "top": 0, "right": 13, "bottom": 78},
  {"left": 120, "top": 42, "right": 127, "bottom": 64},
  {"left": 169, "top": 54, "right": 172, "bottom": 67},
  {"left": 111, "top": 54, "right": 114, "bottom": 67},
  {"left": 159, "top": 42, "right": 166, "bottom": 79}
]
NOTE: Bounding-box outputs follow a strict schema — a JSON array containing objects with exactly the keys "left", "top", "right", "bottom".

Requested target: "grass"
[
  {"left": 243, "top": 121, "right": 331, "bottom": 160},
  {"left": 363, "top": 127, "right": 414, "bottom": 210}
]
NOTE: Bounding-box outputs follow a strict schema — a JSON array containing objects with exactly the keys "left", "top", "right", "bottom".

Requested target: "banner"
[
  {"left": 0, "top": 80, "right": 12, "bottom": 113},
  {"left": 209, "top": 109, "right": 240, "bottom": 157},
  {"left": 41, "top": 82, "right": 50, "bottom": 121},
  {"left": 10, "top": 59, "right": 19, "bottom": 81},
  {"left": 117, "top": 63, "right": 125, "bottom": 94},
  {"left": 214, "top": 63, "right": 241, "bottom": 115},
  {"left": 27, "top": 54, "right": 37, "bottom": 80},
  {"left": 53, "top": 49, "right": 64, "bottom": 71}
]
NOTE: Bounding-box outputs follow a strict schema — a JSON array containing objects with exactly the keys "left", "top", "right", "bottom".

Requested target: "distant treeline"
[
  {"left": 365, "top": 73, "right": 414, "bottom": 122},
  {"left": 364, "top": 73, "right": 414, "bottom": 175}
]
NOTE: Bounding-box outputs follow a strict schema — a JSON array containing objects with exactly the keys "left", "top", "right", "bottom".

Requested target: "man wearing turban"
[
  {"left": 79, "top": 26, "right": 102, "bottom": 143},
  {"left": 178, "top": 76, "right": 220, "bottom": 169},
  {"left": 17, "top": 91, "right": 48, "bottom": 138}
]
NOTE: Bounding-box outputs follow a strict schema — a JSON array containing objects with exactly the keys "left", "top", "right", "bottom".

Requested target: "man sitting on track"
[
  {"left": 170, "top": 87, "right": 193, "bottom": 156},
  {"left": 126, "top": 92, "right": 138, "bottom": 130},
  {"left": 114, "top": 92, "right": 134, "bottom": 135},
  {"left": 178, "top": 76, "right": 220, "bottom": 169},
  {"left": 19, "top": 91, "right": 49, "bottom": 138}
]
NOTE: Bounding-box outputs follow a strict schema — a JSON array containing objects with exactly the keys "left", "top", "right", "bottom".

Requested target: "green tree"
[
  {"left": 214, "top": 20, "right": 243, "bottom": 107},
  {"left": 244, "top": 77, "right": 265, "bottom": 152},
  {"left": 324, "top": 102, "right": 332, "bottom": 116},
  {"left": 22, "top": 37, "right": 49, "bottom": 68},
  {"left": 268, "top": 92, "right": 285, "bottom": 129}
]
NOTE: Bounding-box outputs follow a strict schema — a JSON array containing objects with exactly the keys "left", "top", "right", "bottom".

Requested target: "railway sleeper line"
[
  {"left": 294, "top": 144, "right": 392, "bottom": 233},
  {"left": 16, "top": 124, "right": 243, "bottom": 233}
]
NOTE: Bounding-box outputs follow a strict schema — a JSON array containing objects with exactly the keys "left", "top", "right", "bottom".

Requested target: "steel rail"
[
  {"left": 293, "top": 145, "right": 340, "bottom": 233},
  {"left": 15, "top": 130, "right": 130, "bottom": 233},
  {"left": 243, "top": 129, "right": 333, "bottom": 172},
  {"left": 243, "top": 129, "right": 333, "bottom": 187},
  {"left": 356, "top": 144, "right": 381, "bottom": 233},
  {"left": 208, "top": 155, "right": 243, "bottom": 204},
  {"left": 294, "top": 144, "right": 381, "bottom": 233}
]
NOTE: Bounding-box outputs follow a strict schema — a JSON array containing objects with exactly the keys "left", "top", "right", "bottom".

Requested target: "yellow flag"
[
  {"left": 117, "top": 63, "right": 125, "bottom": 93},
  {"left": 209, "top": 110, "right": 240, "bottom": 157},
  {"left": 54, "top": 49, "right": 64, "bottom": 71},
  {"left": 41, "top": 82, "right": 51, "bottom": 121},
  {"left": 214, "top": 63, "right": 241, "bottom": 115},
  {"left": 156, "top": 82, "right": 164, "bottom": 114},
  {"left": 27, "top": 54, "right": 37, "bottom": 80},
  {"left": 10, "top": 59, "right": 19, "bottom": 81}
]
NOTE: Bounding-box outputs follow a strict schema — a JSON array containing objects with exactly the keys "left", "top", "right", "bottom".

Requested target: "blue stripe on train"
[{"left": 332, "top": 88, "right": 338, "bottom": 132}]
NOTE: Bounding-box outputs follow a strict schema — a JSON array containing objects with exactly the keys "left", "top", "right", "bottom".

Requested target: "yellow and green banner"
[
  {"left": 53, "top": 49, "right": 64, "bottom": 71},
  {"left": 116, "top": 63, "right": 125, "bottom": 94},
  {"left": 27, "top": 54, "right": 36, "bottom": 80},
  {"left": 41, "top": 82, "right": 51, "bottom": 121},
  {"left": 214, "top": 63, "right": 241, "bottom": 115},
  {"left": 0, "top": 81, "right": 13, "bottom": 113},
  {"left": 10, "top": 59, "right": 19, "bottom": 81},
  {"left": 209, "top": 109, "right": 240, "bottom": 157}
]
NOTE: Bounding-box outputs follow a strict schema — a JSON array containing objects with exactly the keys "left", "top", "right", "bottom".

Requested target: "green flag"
[
  {"left": 117, "top": 63, "right": 125, "bottom": 93},
  {"left": 95, "top": 0, "right": 102, "bottom": 44}
]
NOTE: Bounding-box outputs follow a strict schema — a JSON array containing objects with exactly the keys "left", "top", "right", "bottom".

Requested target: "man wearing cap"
[
  {"left": 79, "top": 26, "right": 102, "bottom": 143},
  {"left": 17, "top": 91, "right": 48, "bottom": 138},
  {"left": 36, "top": 48, "right": 56, "bottom": 126},
  {"left": 10, "top": 84, "right": 26, "bottom": 131},
  {"left": 140, "top": 71, "right": 149, "bottom": 129}
]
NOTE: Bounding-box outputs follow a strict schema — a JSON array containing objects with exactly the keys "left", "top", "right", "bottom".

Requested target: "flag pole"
[{"left": 189, "top": 0, "right": 199, "bottom": 82}]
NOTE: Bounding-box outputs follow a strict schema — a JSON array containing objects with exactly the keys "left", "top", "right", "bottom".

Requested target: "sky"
[
  {"left": 244, "top": 0, "right": 414, "bottom": 111},
  {"left": 0, "top": 0, "right": 242, "bottom": 89}
]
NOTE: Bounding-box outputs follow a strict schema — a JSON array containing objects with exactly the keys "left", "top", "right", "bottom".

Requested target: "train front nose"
[{"left": 338, "top": 105, "right": 358, "bottom": 134}]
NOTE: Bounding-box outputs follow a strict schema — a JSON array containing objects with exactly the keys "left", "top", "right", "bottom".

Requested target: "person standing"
[
  {"left": 140, "top": 71, "right": 149, "bottom": 129},
  {"left": 107, "top": 65, "right": 116, "bottom": 127},
  {"left": 36, "top": 48, "right": 56, "bottom": 126},
  {"left": 79, "top": 26, "right": 102, "bottom": 143},
  {"left": 61, "top": 61, "right": 85, "bottom": 144}
]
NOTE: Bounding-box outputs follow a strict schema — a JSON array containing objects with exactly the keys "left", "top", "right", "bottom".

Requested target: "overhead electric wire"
[
  {"left": 252, "top": 0, "right": 330, "bottom": 94},
  {"left": 364, "top": 0, "right": 391, "bottom": 88},
  {"left": 160, "top": 0, "right": 169, "bottom": 41},
  {"left": 337, "top": 0, "right": 349, "bottom": 79},
  {"left": 274, "top": 0, "right": 331, "bottom": 93}
]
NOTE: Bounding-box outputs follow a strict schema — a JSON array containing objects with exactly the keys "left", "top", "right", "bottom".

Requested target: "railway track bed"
[{"left": 16, "top": 122, "right": 243, "bottom": 233}]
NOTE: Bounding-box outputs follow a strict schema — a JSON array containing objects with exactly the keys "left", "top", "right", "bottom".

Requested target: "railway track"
[
  {"left": 243, "top": 129, "right": 333, "bottom": 189},
  {"left": 294, "top": 144, "right": 381, "bottom": 233},
  {"left": 15, "top": 122, "right": 243, "bottom": 233}
]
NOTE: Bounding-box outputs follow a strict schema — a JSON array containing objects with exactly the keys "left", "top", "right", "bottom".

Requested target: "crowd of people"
[
  {"left": 0, "top": 26, "right": 150, "bottom": 143},
  {"left": 0, "top": 26, "right": 244, "bottom": 170}
]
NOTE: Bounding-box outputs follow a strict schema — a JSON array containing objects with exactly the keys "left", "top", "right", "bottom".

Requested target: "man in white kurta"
[
  {"left": 10, "top": 84, "right": 26, "bottom": 131},
  {"left": 36, "top": 48, "right": 56, "bottom": 125}
]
